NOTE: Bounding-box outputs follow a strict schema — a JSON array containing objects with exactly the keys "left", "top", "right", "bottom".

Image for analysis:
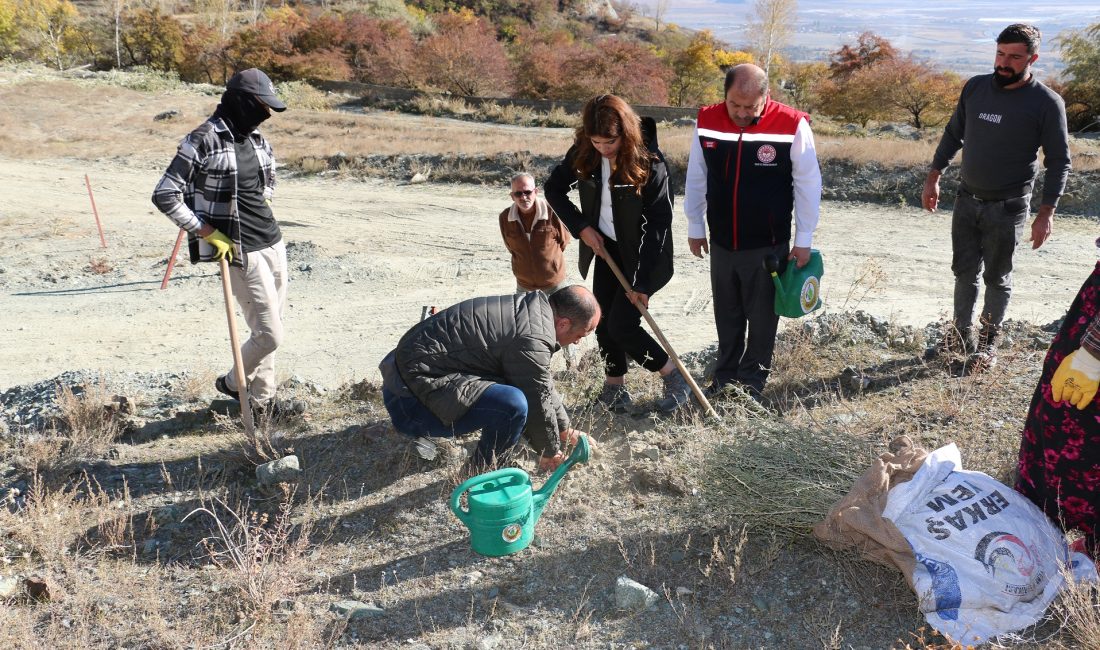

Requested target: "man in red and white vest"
[{"left": 684, "top": 63, "right": 822, "bottom": 398}]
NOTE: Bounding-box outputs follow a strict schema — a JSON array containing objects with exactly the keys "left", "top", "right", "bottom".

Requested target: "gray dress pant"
[
  {"left": 950, "top": 189, "right": 1029, "bottom": 329},
  {"left": 710, "top": 243, "right": 787, "bottom": 392}
]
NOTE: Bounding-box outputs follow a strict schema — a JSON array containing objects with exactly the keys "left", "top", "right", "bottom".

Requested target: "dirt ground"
[{"left": 1, "top": 156, "right": 1096, "bottom": 391}]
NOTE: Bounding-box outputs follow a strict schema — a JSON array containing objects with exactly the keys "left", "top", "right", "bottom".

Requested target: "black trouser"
[
  {"left": 710, "top": 243, "right": 787, "bottom": 393},
  {"left": 592, "top": 238, "right": 669, "bottom": 378},
  {"left": 951, "top": 189, "right": 1029, "bottom": 329}
]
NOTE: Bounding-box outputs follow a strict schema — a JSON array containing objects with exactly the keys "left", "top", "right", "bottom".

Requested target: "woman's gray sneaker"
[
  {"left": 655, "top": 372, "right": 692, "bottom": 413},
  {"left": 596, "top": 384, "right": 633, "bottom": 413}
]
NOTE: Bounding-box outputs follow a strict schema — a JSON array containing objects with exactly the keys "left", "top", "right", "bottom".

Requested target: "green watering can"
[
  {"left": 764, "top": 250, "right": 824, "bottom": 318},
  {"left": 450, "top": 435, "right": 590, "bottom": 557}
]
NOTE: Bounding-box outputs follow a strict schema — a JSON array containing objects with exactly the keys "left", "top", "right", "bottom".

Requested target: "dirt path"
[{"left": 1, "top": 157, "right": 1094, "bottom": 390}]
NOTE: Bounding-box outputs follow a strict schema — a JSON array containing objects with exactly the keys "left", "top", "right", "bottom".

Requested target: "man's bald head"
[{"left": 724, "top": 63, "right": 769, "bottom": 98}]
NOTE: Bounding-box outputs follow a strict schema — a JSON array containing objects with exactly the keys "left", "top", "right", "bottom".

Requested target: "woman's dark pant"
[
  {"left": 592, "top": 238, "right": 669, "bottom": 377},
  {"left": 383, "top": 383, "right": 527, "bottom": 465}
]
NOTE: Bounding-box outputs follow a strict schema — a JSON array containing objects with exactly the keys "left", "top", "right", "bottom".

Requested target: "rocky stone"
[
  {"left": 409, "top": 172, "right": 428, "bottom": 184},
  {"left": 0, "top": 576, "right": 21, "bottom": 599},
  {"left": 256, "top": 455, "right": 301, "bottom": 485},
  {"left": 330, "top": 599, "right": 384, "bottom": 619},
  {"left": 153, "top": 109, "right": 182, "bottom": 121},
  {"left": 615, "top": 575, "right": 659, "bottom": 611},
  {"left": 475, "top": 634, "right": 503, "bottom": 650}
]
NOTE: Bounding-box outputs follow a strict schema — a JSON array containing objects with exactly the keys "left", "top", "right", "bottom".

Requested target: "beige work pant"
[{"left": 224, "top": 240, "right": 288, "bottom": 403}]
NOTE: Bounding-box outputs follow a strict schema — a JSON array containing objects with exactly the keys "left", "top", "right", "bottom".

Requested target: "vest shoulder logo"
[
  {"left": 757, "top": 144, "right": 777, "bottom": 163},
  {"left": 703, "top": 140, "right": 717, "bottom": 149}
]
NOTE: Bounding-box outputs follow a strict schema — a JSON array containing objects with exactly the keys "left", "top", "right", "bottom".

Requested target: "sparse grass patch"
[{"left": 277, "top": 80, "right": 332, "bottom": 111}]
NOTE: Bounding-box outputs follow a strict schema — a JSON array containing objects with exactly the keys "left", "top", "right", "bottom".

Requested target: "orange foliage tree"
[
  {"left": 416, "top": 10, "right": 512, "bottom": 96},
  {"left": 828, "top": 31, "right": 896, "bottom": 79}
]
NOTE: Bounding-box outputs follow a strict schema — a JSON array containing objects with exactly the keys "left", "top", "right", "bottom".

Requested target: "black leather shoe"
[{"left": 215, "top": 375, "right": 240, "bottom": 401}]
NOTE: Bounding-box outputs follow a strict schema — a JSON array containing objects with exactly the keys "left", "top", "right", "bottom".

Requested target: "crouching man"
[{"left": 379, "top": 286, "right": 599, "bottom": 471}]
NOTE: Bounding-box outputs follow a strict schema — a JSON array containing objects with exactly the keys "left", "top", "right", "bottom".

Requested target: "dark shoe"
[
  {"left": 655, "top": 372, "right": 692, "bottom": 413},
  {"left": 595, "top": 384, "right": 633, "bottom": 413},
  {"left": 215, "top": 375, "right": 240, "bottom": 401}
]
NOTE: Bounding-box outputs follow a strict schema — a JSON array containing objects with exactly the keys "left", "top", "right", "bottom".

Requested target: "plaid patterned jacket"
[{"left": 151, "top": 116, "right": 276, "bottom": 264}]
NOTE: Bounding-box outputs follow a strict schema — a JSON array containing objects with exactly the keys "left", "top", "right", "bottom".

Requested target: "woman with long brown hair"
[{"left": 544, "top": 94, "right": 688, "bottom": 413}]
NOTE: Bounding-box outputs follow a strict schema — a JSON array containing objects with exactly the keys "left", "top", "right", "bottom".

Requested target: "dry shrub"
[
  {"left": 701, "top": 419, "right": 878, "bottom": 538},
  {"left": 1045, "top": 568, "right": 1100, "bottom": 649},
  {"left": 86, "top": 256, "right": 113, "bottom": 274},
  {"left": 2, "top": 474, "right": 85, "bottom": 566},
  {"left": 54, "top": 381, "right": 122, "bottom": 460},
  {"left": 276, "top": 81, "right": 332, "bottom": 111},
  {"left": 184, "top": 492, "right": 317, "bottom": 616},
  {"left": 13, "top": 382, "right": 122, "bottom": 474}
]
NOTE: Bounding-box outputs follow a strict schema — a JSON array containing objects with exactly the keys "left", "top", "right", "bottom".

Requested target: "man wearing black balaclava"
[{"left": 152, "top": 68, "right": 291, "bottom": 416}]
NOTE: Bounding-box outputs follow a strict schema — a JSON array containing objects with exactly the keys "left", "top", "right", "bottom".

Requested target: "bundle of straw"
[{"left": 701, "top": 421, "right": 876, "bottom": 538}]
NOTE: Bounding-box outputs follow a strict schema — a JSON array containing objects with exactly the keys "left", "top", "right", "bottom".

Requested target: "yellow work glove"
[
  {"left": 201, "top": 229, "right": 234, "bottom": 263},
  {"left": 1051, "top": 348, "right": 1100, "bottom": 410}
]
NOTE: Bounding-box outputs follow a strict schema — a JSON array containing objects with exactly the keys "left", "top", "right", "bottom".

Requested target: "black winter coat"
[{"left": 544, "top": 140, "right": 674, "bottom": 296}]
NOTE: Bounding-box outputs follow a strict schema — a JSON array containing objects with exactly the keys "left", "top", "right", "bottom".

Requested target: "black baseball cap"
[{"left": 226, "top": 68, "right": 287, "bottom": 112}]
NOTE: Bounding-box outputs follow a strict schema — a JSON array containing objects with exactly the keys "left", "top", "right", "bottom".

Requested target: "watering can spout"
[
  {"left": 532, "top": 434, "right": 591, "bottom": 523},
  {"left": 763, "top": 253, "right": 784, "bottom": 293}
]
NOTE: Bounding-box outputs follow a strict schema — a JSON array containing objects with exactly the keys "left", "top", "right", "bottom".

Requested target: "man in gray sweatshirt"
[{"left": 922, "top": 23, "right": 1070, "bottom": 372}]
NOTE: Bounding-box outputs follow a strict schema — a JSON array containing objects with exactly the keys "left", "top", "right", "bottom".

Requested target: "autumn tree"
[
  {"left": 1058, "top": 22, "right": 1100, "bottom": 131},
  {"left": 665, "top": 30, "right": 751, "bottom": 107},
  {"left": 0, "top": 0, "right": 18, "bottom": 55},
  {"left": 225, "top": 7, "right": 308, "bottom": 78},
  {"left": 416, "top": 10, "right": 512, "bottom": 96},
  {"left": 748, "top": 0, "right": 796, "bottom": 80},
  {"left": 866, "top": 56, "right": 958, "bottom": 128},
  {"left": 15, "top": 0, "right": 82, "bottom": 69},
  {"left": 560, "top": 37, "right": 669, "bottom": 105},
  {"left": 829, "top": 31, "right": 896, "bottom": 79},
  {"left": 120, "top": 6, "right": 184, "bottom": 71},
  {"left": 817, "top": 71, "right": 885, "bottom": 127},
  {"left": 342, "top": 14, "right": 420, "bottom": 86},
  {"left": 780, "top": 60, "right": 828, "bottom": 111},
  {"left": 508, "top": 25, "right": 586, "bottom": 99}
]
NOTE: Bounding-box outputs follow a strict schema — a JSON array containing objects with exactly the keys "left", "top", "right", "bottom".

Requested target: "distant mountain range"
[{"left": 657, "top": 0, "right": 1100, "bottom": 77}]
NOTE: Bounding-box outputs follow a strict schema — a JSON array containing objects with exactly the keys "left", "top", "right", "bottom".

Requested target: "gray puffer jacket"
[{"left": 386, "top": 292, "right": 569, "bottom": 457}]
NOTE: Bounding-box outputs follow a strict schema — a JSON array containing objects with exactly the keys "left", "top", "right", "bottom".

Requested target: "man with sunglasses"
[{"left": 499, "top": 173, "right": 571, "bottom": 295}]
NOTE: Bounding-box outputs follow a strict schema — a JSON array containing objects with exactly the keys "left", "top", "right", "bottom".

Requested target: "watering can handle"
[{"left": 449, "top": 468, "right": 529, "bottom": 523}]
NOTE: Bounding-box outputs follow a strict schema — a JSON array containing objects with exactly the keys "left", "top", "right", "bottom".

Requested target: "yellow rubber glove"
[
  {"left": 201, "top": 229, "right": 234, "bottom": 263},
  {"left": 1050, "top": 348, "right": 1100, "bottom": 410}
]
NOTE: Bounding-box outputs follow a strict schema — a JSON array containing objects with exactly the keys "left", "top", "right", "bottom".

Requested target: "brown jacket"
[{"left": 499, "top": 197, "right": 570, "bottom": 291}]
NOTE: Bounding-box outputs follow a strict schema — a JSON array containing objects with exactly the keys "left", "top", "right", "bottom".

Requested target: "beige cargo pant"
[{"left": 223, "top": 240, "right": 288, "bottom": 403}]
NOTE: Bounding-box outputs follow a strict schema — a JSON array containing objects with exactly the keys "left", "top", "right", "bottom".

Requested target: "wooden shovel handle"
[{"left": 218, "top": 258, "right": 255, "bottom": 436}]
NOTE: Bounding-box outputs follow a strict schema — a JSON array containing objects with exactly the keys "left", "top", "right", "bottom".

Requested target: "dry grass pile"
[{"left": 701, "top": 419, "right": 879, "bottom": 538}]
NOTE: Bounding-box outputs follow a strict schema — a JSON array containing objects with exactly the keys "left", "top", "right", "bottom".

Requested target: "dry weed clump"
[
  {"left": 701, "top": 420, "right": 878, "bottom": 538},
  {"left": 1044, "top": 568, "right": 1100, "bottom": 649},
  {"left": 13, "top": 382, "right": 123, "bottom": 475},
  {"left": 86, "top": 256, "right": 113, "bottom": 274},
  {"left": 184, "top": 493, "right": 317, "bottom": 617}
]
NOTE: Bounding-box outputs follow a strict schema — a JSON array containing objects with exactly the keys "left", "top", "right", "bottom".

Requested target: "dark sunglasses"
[{"left": 511, "top": 190, "right": 535, "bottom": 198}]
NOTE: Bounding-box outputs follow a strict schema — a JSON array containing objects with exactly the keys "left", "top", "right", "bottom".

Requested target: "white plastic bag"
[{"left": 882, "top": 443, "right": 1098, "bottom": 646}]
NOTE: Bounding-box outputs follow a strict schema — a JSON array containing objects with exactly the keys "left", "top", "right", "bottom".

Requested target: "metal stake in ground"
[
  {"left": 218, "top": 257, "right": 255, "bottom": 436},
  {"left": 160, "top": 229, "right": 186, "bottom": 290},
  {"left": 598, "top": 252, "right": 719, "bottom": 419},
  {"left": 84, "top": 174, "right": 107, "bottom": 248}
]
